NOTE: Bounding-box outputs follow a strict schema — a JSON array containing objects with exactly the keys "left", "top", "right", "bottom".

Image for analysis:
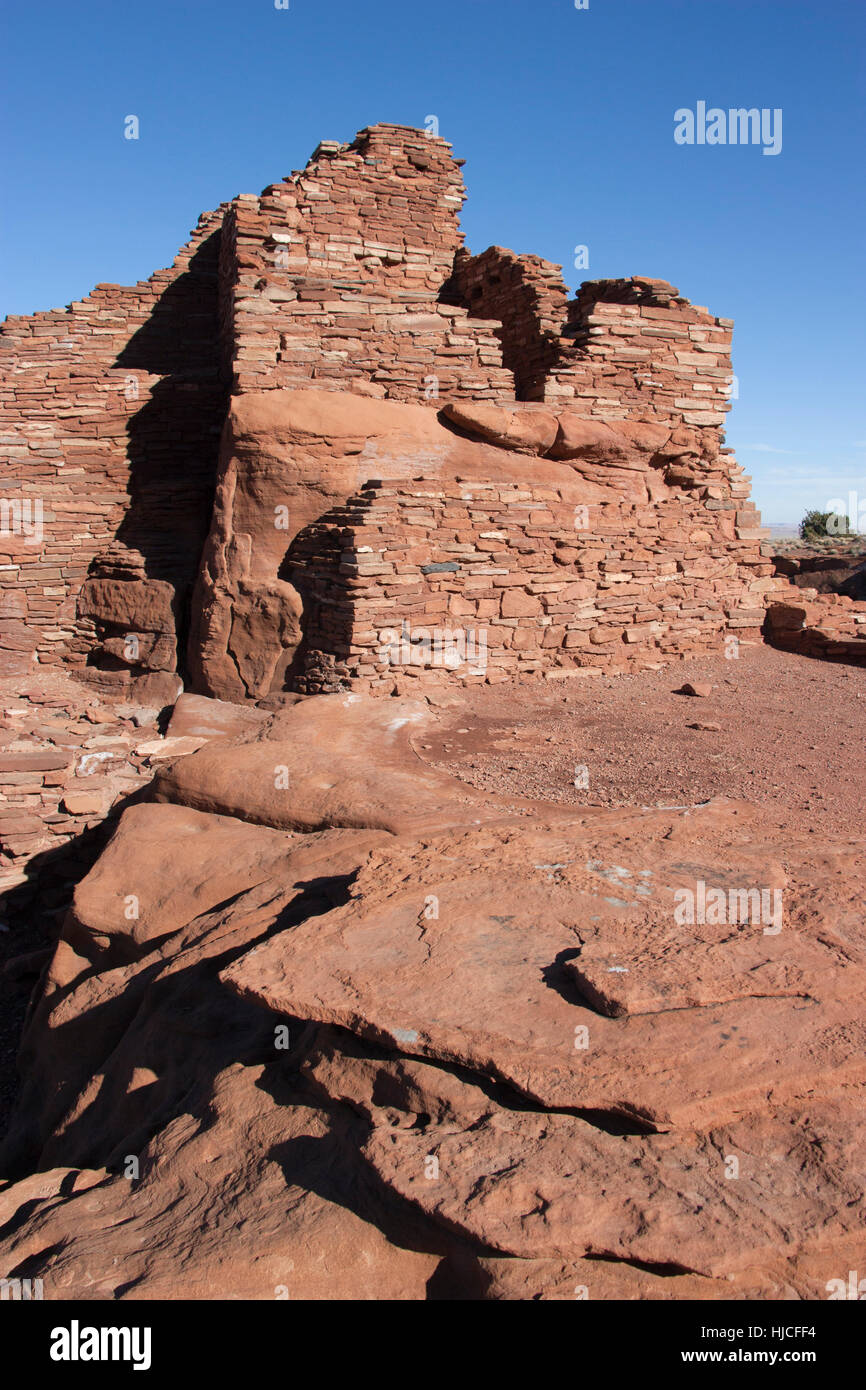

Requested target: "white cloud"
[
  {"left": 764, "top": 468, "right": 863, "bottom": 483},
  {"left": 740, "top": 443, "right": 794, "bottom": 454}
]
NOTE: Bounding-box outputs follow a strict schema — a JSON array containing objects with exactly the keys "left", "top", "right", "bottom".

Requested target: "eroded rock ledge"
[{"left": 0, "top": 692, "right": 863, "bottom": 1300}]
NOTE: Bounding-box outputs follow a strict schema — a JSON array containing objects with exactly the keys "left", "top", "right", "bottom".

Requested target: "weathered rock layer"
[{"left": 1, "top": 693, "right": 863, "bottom": 1299}]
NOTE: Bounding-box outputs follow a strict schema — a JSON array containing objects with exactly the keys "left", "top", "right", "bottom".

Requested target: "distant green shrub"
[{"left": 800, "top": 509, "right": 849, "bottom": 539}]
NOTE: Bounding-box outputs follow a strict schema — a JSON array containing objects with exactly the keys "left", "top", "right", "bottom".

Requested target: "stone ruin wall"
[
  {"left": 449, "top": 246, "right": 572, "bottom": 400},
  {"left": 290, "top": 469, "right": 774, "bottom": 695},
  {"left": 0, "top": 209, "right": 229, "bottom": 682},
  {"left": 452, "top": 248, "right": 737, "bottom": 433},
  {"left": 1, "top": 120, "right": 796, "bottom": 702},
  {"left": 223, "top": 124, "right": 515, "bottom": 404},
  {"left": 549, "top": 277, "right": 737, "bottom": 424}
]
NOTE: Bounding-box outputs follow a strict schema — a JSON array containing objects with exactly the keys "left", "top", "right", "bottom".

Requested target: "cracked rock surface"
[{"left": 0, "top": 689, "right": 863, "bottom": 1300}]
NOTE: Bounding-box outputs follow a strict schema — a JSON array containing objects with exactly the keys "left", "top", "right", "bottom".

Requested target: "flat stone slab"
[
  {"left": 225, "top": 820, "right": 866, "bottom": 1130},
  {"left": 361, "top": 1097, "right": 866, "bottom": 1276},
  {"left": 561, "top": 870, "right": 823, "bottom": 1017},
  {"left": 154, "top": 693, "right": 519, "bottom": 837},
  {"left": 72, "top": 802, "right": 381, "bottom": 958},
  {"left": 166, "top": 692, "right": 268, "bottom": 742}
]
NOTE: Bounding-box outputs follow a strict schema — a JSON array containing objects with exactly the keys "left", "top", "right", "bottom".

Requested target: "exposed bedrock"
[
  {"left": 183, "top": 387, "right": 783, "bottom": 702},
  {"left": 1, "top": 693, "right": 863, "bottom": 1299}
]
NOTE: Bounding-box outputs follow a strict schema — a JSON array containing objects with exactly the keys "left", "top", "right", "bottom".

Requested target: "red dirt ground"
[{"left": 420, "top": 643, "right": 865, "bottom": 839}]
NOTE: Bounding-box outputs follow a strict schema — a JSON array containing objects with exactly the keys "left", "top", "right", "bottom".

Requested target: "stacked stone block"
[
  {"left": 450, "top": 246, "right": 571, "bottom": 399},
  {"left": 451, "top": 257, "right": 734, "bottom": 438},
  {"left": 548, "top": 277, "right": 735, "bottom": 433},
  {"left": 290, "top": 475, "right": 776, "bottom": 694},
  {"left": 765, "top": 594, "right": 866, "bottom": 665},
  {"left": 223, "top": 124, "right": 515, "bottom": 403},
  {"left": 0, "top": 209, "right": 228, "bottom": 674},
  {"left": 1, "top": 122, "right": 797, "bottom": 696}
]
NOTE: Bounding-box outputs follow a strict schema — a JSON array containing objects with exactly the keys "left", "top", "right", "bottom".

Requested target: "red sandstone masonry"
[
  {"left": 764, "top": 593, "right": 866, "bottom": 666},
  {"left": 290, "top": 475, "right": 776, "bottom": 694},
  {"left": 2, "top": 122, "right": 861, "bottom": 886},
  {"left": 0, "top": 121, "right": 779, "bottom": 696},
  {"left": 223, "top": 125, "right": 515, "bottom": 403},
  {"left": 0, "top": 124, "right": 516, "bottom": 687},
  {"left": 452, "top": 254, "right": 735, "bottom": 435},
  {"left": 450, "top": 246, "right": 572, "bottom": 400},
  {"left": 0, "top": 208, "right": 229, "bottom": 674},
  {"left": 549, "top": 277, "right": 735, "bottom": 431}
]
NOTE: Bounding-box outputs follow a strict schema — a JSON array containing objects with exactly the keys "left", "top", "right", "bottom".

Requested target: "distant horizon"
[{"left": 764, "top": 521, "right": 865, "bottom": 534}]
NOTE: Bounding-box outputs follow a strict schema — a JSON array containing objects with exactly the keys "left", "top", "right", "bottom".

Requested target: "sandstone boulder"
[
  {"left": 77, "top": 578, "right": 176, "bottom": 635},
  {"left": 166, "top": 691, "right": 269, "bottom": 740},
  {"left": 69, "top": 802, "right": 298, "bottom": 960},
  {"left": 152, "top": 693, "right": 509, "bottom": 836},
  {"left": 441, "top": 401, "right": 559, "bottom": 454}
]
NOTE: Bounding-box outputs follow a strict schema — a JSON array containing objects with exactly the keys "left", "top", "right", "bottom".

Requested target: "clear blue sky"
[{"left": 1, "top": 0, "right": 863, "bottom": 524}]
